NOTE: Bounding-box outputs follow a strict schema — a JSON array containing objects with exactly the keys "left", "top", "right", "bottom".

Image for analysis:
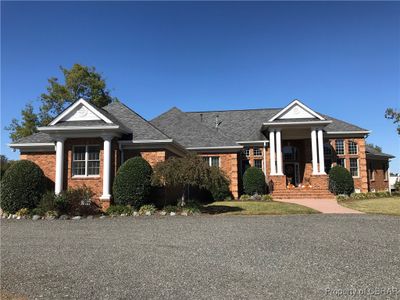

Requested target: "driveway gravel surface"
[{"left": 1, "top": 214, "right": 399, "bottom": 299}]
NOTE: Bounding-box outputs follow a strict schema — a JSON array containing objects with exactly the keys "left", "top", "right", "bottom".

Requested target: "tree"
[
  {"left": 6, "top": 64, "right": 118, "bottom": 142},
  {"left": 366, "top": 143, "right": 382, "bottom": 153},
  {"left": 152, "top": 154, "right": 212, "bottom": 206},
  {"left": 385, "top": 108, "right": 400, "bottom": 135},
  {"left": 5, "top": 103, "right": 39, "bottom": 142},
  {"left": 0, "top": 155, "right": 14, "bottom": 179}
]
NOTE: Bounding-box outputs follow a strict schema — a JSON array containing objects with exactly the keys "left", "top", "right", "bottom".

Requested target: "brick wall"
[
  {"left": 367, "top": 158, "right": 389, "bottom": 191},
  {"left": 328, "top": 137, "right": 368, "bottom": 192},
  {"left": 124, "top": 149, "right": 168, "bottom": 167},
  {"left": 20, "top": 152, "right": 56, "bottom": 184},
  {"left": 199, "top": 152, "right": 239, "bottom": 199}
]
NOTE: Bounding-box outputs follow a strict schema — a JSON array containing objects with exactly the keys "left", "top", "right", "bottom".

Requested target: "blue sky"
[{"left": 1, "top": 1, "right": 399, "bottom": 171}]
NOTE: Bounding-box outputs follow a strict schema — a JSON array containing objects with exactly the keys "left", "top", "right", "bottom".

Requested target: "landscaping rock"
[
  {"left": 133, "top": 211, "right": 139, "bottom": 217},
  {"left": 16, "top": 216, "right": 21, "bottom": 220},
  {"left": 86, "top": 215, "right": 94, "bottom": 220},
  {"left": 71, "top": 216, "right": 81, "bottom": 220},
  {"left": 181, "top": 212, "right": 188, "bottom": 216},
  {"left": 46, "top": 216, "right": 56, "bottom": 220},
  {"left": 32, "top": 215, "right": 41, "bottom": 221},
  {"left": 145, "top": 211, "right": 152, "bottom": 216},
  {"left": 170, "top": 212, "right": 176, "bottom": 216},
  {"left": 7, "top": 214, "right": 12, "bottom": 220},
  {"left": 99, "top": 215, "right": 107, "bottom": 219},
  {"left": 160, "top": 211, "right": 167, "bottom": 216},
  {"left": 120, "top": 213, "right": 127, "bottom": 217},
  {"left": 59, "top": 215, "right": 69, "bottom": 220}
]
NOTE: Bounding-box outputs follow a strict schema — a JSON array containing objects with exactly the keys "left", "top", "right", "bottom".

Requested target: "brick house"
[{"left": 9, "top": 98, "right": 394, "bottom": 209}]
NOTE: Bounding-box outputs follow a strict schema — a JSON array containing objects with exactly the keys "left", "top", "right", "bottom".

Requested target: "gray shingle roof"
[
  {"left": 365, "top": 145, "right": 395, "bottom": 159},
  {"left": 151, "top": 107, "right": 240, "bottom": 148},
  {"left": 187, "top": 108, "right": 369, "bottom": 141},
  {"left": 102, "top": 102, "right": 171, "bottom": 140},
  {"left": 13, "top": 132, "right": 53, "bottom": 144}
]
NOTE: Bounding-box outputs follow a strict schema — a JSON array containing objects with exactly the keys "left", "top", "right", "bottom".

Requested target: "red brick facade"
[{"left": 367, "top": 158, "right": 389, "bottom": 191}]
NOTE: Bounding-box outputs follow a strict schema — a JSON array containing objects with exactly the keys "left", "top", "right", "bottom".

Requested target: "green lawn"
[
  {"left": 340, "top": 197, "right": 400, "bottom": 216},
  {"left": 203, "top": 201, "right": 318, "bottom": 215}
]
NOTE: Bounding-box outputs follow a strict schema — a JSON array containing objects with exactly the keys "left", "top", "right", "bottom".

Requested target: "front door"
[{"left": 284, "top": 163, "right": 300, "bottom": 186}]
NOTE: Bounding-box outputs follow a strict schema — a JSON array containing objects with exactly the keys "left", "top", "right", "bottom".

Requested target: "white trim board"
[
  {"left": 269, "top": 99, "right": 325, "bottom": 122},
  {"left": 49, "top": 98, "right": 113, "bottom": 125}
]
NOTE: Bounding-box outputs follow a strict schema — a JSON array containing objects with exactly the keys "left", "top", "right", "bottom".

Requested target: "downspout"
[{"left": 118, "top": 143, "right": 124, "bottom": 166}]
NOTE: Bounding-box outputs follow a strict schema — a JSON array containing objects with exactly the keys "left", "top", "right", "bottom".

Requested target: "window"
[
  {"left": 350, "top": 158, "right": 359, "bottom": 177},
  {"left": 369, "top": 163, "right": 375, "bottom": 181},
  {"left": 72, "top": 145, "right": 100, "bottom": 177},
  {"left": 203, "top": 156, "right": 220, "bottom": 167},
  {"left": 283, "top": 146, "right": 298, "bottom": 161},
  {"left": 383, "top": 162, "right": 388, "bottom": 181},
  {"left": 253, "top": 148, "right": 262, "bottom": 156},
  {"left": 254, "top": 159, "right": 263, "bottom": 169},
  {"left": 337, "top": 158, "right": 346, "bottom": 168},
  {"left": 335, "top": 139, "right": 345, "bottom": 155},
  {"left": 325, "top": 159, "right": 332, "bottom": 174},
  {"left": 348, "top": 141, "right": 358, "bottom": 155},
  {"left": 244, "top": 148, "right": 250, "bottom": 157}
]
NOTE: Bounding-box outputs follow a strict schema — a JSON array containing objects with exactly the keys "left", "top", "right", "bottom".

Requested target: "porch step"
[{"left": 272, "top": 190, "right": 335, "bottom": 200}]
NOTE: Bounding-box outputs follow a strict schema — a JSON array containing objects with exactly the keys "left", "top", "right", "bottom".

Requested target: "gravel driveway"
[{"left": 1, "top": 215, "right": 399, "bottom": 299}]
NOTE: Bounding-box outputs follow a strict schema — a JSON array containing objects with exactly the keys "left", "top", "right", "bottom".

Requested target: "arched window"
[{"left": 283, "top": 146, "right": 298, "bottom": 161}]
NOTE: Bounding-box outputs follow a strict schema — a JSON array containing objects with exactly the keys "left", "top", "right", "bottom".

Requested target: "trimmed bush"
[
  {"left": 139, "top": 204, "right": 156, "bottom": 215},
  {"left": 243, "top": 167, "right": 266, "bottom": 195},
  {"left": 0, "top": 160, "right": 46, "bottom": 213},
  {"left": 261, "top": 194, "right": 273, "bottom": 202},
  {"left": 329, "top": 166, "right": 354, "bottom": 195},
  {"left": 113, "top": 157, "right": 153, "bottom": 208},
  {"left": 240, "top": 194, "right": 251, "bottom": 201},
  {"left": 106, "top": 205, "right": 133, "bottom": 216},
  {"left": 207, "top": 166, "right": 232, "bottom": 201}
]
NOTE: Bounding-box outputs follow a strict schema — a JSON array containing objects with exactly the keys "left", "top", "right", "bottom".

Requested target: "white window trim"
[
  {"left": 335, "top": 139, "right": 346, "bottom": 155},
  {"left": 72, "top": 145, "right": 101, "bottom": 178},
  {"left": 204, "top": 156, "right": 221, "bottom": 168},
  {"left": 371, "top": 169, "right": 375, "bottom": 181},
  {"left": 253, "top": 147, "right": 262, "bottom": 157},
  {"left": 337, "top": 157, "right": 346, "bottom": 168},
  {"left": 350, "top": 158, "right": 359, "bottom": 178},
  {"left": 348, "top": 141, "right": 358, "bottom": 155}
]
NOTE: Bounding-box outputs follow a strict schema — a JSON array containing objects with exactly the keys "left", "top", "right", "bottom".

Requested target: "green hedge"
[
  {"left": 243, "top": 167, "right": 266, "bottom": 195},
  {"left": 329, "top": 166, "right": 354, "bottom": 195},
  {"left": 113, "top": 157, "right": 153, "bottom": 208},
  {"left": 0, "top": 160, "right": 46, "bottom": 213}
]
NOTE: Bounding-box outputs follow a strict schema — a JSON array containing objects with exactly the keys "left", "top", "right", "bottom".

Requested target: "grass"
[
  {"left": 340, "top": 197, "right": 400, "bottom": 216},
  {"left": 203, "top": 201, "right": 318, "bottom": 215}
]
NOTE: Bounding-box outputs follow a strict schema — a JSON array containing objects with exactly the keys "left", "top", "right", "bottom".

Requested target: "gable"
[
  {"left": 49, "top": 98, "right": 113, "bottom": 125},
  {"left": 269, "top": 99, "right": 325, "bottom": 122}
]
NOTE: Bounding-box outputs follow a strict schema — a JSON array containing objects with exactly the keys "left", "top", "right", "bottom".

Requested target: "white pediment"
[
  {"left": 279, "top": 104, "right": 316, "bottom": 119},
  {"left": 49, "top": 98, "right": 113, "bottom": 125},
  {"left": 62, "top": 104, "right": 101, "bottom": 121},
  {"left": 269, "top": 99, "right": 325, "bottom": 122}
]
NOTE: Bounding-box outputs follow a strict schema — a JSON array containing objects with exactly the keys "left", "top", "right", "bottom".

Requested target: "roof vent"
[
  {"left": 200, "top": 113, "right": 203, "bottom": 122},
  {"left": 215, "top": 115, "right": 222, "bottom": 130}
]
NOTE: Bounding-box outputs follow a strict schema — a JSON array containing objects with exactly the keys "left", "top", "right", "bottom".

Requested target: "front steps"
[{"left": 272, "top": 189, "right": 335, "bottom": 200}]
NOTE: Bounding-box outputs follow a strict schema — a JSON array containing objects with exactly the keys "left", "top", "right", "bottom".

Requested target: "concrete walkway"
[{"left": 275, "top": 198, "right": 363, "bottom": 214}]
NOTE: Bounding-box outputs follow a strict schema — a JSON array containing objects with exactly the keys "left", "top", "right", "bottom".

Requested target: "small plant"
[
  {"left": 182, "top": 202, "right": 201, "bottom": 215},
  {"left": 30, "top": 207, "right": 45, "bottom": 216},
  {"left": 240, "top": 194, "right": 251, "bottom": 201},
  {"left": 45, "top": 210, "right": 58, "bottom": 218},
  {"left": 394, "top": 181, "right": 400, "bottom": 192},
  {"left": 16, "top": 208, "right": 29, "bottom": 217},
  {"left": 261, "top": 194, "right": 273, "bottom": 202},
  {"left": 336, "top": 194, "right": 349, "bottom": 201},
  {"left": 139, "top": 204, "right": 157, "bottom": 215},
  {"left": 163, "top": 205, "right": 178, "bottom": 213},
  {"left": 106, "top": 205, "right": 133, "bottom": 216}
]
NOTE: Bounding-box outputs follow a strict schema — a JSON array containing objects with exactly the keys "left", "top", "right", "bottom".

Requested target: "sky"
[{"left": 1, "top": 1, "right": 399, "bottom": 171}]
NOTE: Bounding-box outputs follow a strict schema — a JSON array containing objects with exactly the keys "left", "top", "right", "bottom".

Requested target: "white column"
[
  {"left": 263, "top": 142, "right": 267, "bottom": 177},
  {"left": 311, "top": 129, "right": 318, "bottom": 175},
  {"left": 269, "top": 131, "right": 276, "bottom": 175},
  {"left": 101, "top": 136, "right": 112, "bottom": 200},
  {"left": 55, "top": 138, "right": 64, "bottom": 195},
  {"left": 276, "top": 129, "right": 283, "bottom": 175},
  {"left": 318, "top": 129, "right": 326, "bottom": 174}
]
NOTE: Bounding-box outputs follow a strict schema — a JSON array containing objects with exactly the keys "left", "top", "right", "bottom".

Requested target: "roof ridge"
[
  {"left": 105, "top": 101, "right": 172, "bottom": 139},
  {"left": 186, "top": 107, "right": 282, "bottom": 113}
]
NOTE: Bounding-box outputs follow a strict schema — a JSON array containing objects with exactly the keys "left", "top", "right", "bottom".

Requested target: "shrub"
[
  {"left": 0, "top": 160, "right": 46, "bottom": 213},
  {"left": 336, "top": 195, "right": 349, "bottom": 201},
  {"left": 163, "top": 205, "right": 178, "bottom": 213},
  {"left": 207, "top": 167, "right": 232, "bottom": 201},
  {"left": 63, "top": 186, "right": 98, "bottom": 215},
  {"left": 261, "top": 194, "right": 273, "bottom": 202},
  {"left": 240, "top": 194, "right": 251, "bottom": 201},
  {"left": 106, "top": 205, "right": 133, "bottom": 216},
  {"left": 45, "top": 210, "right": 58, "bottom": 218},
  {"left": 182, "top": 201, "right": 201, "bottom": 214},
  {"left": 39, "top": 191, "right": 57, "bottom": 212},
  {"left": 243, "top": 167, "right": 266, "bottom": 195},
  {"left": 328, "top": 166, "right": 354, "bottom": 195},
  {"left": 139, "top": 204, "right": 157, "bottom": 215},
  {"left": 113, "top": 157, "right": 153, "bottom": 208},
  {"left": 16, "top": 208, "right": 29, "bottom": 217},
  {"left": 30, "top": 207, "right": 45, "bottom": 216}
]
